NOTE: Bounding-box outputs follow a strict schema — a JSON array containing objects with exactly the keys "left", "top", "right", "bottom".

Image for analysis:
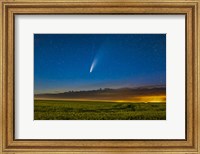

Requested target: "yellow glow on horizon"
[
  {"left": 35, "top": 95, "right": 166, "bottom": 103},
  {"left": 129, "top": 95, "right": 166, "bottom": 102}
]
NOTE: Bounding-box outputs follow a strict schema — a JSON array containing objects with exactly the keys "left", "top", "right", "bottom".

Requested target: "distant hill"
[{"left": 35, "top": 85, "right": 166, "bottom": 103}]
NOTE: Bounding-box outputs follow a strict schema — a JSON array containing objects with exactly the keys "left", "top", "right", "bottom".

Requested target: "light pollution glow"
[{"left": 35, "top": 95, "right": 166, "bottom": 103}]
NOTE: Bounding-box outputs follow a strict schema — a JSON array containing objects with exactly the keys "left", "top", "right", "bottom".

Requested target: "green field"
[{"left": 34, "top": 100, "right": 166, "bottom": 120}]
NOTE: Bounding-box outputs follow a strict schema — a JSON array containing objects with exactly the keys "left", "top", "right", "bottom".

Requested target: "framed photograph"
[
  {"left": 0, "top": 0, "right": 199, "bottom": 153},
  {"left": 34, "top": 33, "right": 166, "bottom": 120}
]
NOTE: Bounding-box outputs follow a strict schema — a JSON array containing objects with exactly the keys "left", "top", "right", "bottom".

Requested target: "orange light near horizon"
[
  {"left": 112, "top": 95, "right": 165, "bottom": 103},
  {"left": 35, "top": 95, "right": 166, "bottom": 103},
  {"left": 131, "top": 95, "right": 166, "bottom": 102}
]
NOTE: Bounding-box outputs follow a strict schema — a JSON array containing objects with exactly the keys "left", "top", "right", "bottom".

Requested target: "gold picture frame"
[{"left": 0, "top": 0, "right": 199, "bottom": 153}]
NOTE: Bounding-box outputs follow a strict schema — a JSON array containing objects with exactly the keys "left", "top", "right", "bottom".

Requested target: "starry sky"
[{"left": 34, "top": 34, "right": 166, "bottom": 94}]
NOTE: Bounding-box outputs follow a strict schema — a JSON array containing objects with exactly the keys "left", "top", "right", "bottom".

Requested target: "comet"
[{"left": 90, "top": 58, "right": 97, "bottom": 73}]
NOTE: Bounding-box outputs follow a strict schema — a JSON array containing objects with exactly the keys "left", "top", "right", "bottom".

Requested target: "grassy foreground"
[{"left": 34, "top": 100, "right": 166, "bottom": 120}]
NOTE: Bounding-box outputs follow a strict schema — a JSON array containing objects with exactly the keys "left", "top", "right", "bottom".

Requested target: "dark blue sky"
[{"left": 34, "top": 34, "right": 166, "bottom": 94}]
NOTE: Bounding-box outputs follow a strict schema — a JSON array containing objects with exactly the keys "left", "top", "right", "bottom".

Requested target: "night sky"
[{"left": 34, "top": 34, "right": 166, "bottom": 94}]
